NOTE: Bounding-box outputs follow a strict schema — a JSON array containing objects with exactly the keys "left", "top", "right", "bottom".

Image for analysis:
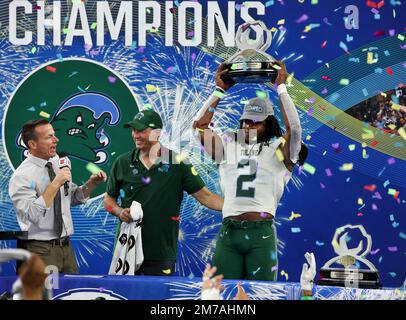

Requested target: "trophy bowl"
[{"left": 224, "top": 61, "right": 278, "bottom": 83}]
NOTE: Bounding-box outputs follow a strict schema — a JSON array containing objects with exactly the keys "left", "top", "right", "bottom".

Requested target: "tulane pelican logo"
[{"left": 3, "top": 58, "right": 139, "bottom": 199}]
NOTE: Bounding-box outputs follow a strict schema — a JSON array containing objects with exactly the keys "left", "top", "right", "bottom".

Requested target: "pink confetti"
[
  {"left": 321, "top": 40, "right": 327, "bottom": 48},
  {"left": 321, "top": 88, "right": 328, "bottom": 94},
  {"left": 141, "top": 177, "right": 151, "bottom": 184},
  {"left": 374, "top": 192, "right": 382, "bottom": 200},
  {"left": 387, "top": 246, "right": 398, "bottom": 252},
  {"left": 320, "top": 182, "right": 326, "bottom": 189},
  {"left": 387, "top": 157, "right": 396, "bottom": 165},
  {"left": 370, "top": 248, "right": 380, "bottom": 255},
  {"left": 322, "top": 75, "right": 331, "bottom": 80},
  {"left": 295, "top": 14, "right": 309, "bottom": 24},
  {"left": 371, "top": 204, "right": 378, "bottom": 210},
  {"left": 307, "top": 108, "right": 314, "bottom": 116},
  {"left": 107, "top": 76, "right": 116, "bottom": 83},
  {"left": 325, "top": 168, "right": 333, "bottom": 177}
]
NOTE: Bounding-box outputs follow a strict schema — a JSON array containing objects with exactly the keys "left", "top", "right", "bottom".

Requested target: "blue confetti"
[
  {"left": 252, "top": 267, "right": 261, "bottom": 275},
  {"left": 291, "top": 227, "right": 301, "bottom": 233},
  {"left": 244, "top": 234, "right": 250, "bottom": 240},
  {"left": 378, "top": 167, "right": 386, "bottom": 176},
  {"left": 315, "top": 241, "right": 325, "bottom": 246}
]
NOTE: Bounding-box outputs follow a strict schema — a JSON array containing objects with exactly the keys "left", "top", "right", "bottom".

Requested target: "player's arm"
[
  {"left": 192, "top": 187, "right": 224, "bottom": 212},
  {"left": 193, "top": 63, "right": 235, "bottom": 163},
  {"left": 273, "top": 61, "right": 302, "bottom": 172}
]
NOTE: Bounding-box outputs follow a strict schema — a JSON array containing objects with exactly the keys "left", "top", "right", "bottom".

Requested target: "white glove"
[{"left": 300, "top": 252, "right": 316, "bottom": 292}]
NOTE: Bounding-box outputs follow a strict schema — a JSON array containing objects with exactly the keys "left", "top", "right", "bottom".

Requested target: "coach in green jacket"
[{"left": 104, "top": 109, "right": 223, "bottom": 275}]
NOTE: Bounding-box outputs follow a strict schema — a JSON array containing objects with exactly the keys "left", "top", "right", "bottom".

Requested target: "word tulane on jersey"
[{"left": 9, "top": 0, "right": 268, "bottom": 47}]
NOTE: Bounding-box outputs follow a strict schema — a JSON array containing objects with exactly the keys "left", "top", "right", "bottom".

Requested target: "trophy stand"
[
  {"left": 317, "top": 224, "right": 382, "bottom": 289},
  {"left": 224, "top": 20, "right": 279, "bottom": 83}
]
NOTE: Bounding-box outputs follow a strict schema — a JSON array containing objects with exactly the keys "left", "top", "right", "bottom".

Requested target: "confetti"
[
  {"left": 339, "top": 163, "right": 353, "bottom": 171},
  {"left": 387, "top": 188, "right": 397, "bottom": 196},
  {"left": 252, "top": 267, "right": 261, "bottom": 275},
  {"left": 141, "top": 176, "right": 151, "bottom": 184},
  {"left": 275, "top": 149, "right": 284, "bottom": 162},
  {"left": 119, "top": 189, "right": 125, "bottom": 198},
  {"left": 366, "top": 0, "right": 385, "bottom": 8},
  {"left": 280, "top": 270, "right": 289, "bottom": 281},
  {"left": 364, "top": 184, "right": 377, "bottom": 192},
  {"left": 315, "top": 241, "right": 325, "bottom": 246},
  {"left": 302, "top": 163, "right": 316, "bottom": 174},
  {"left": 86, "top": 162, "right": 102, "bottom": 174},
  {"left": 39, "top": 111, "right": 50, "bottom": 118},
  {"left": 387, "top": 157, "right": 396, "bottom": 165},
  {"left": 291, "top": 227, "right": 301, "bottom": 233},
  {"left": 288, "top": 211, "right": 301, "bottom": 220},
  {"left": 339, "top": 78, "right": 350, "bottom": 85},
  {"left": 46, "top": 66, "right": 56, "bottom": 73},
  {"left": 325, "top": 168, "right": 333, "bottom": 177},
  {"left": 171, "top": 216, "right": 180, "bottom": 221},
  {"left": 385, "top": 67, "right": 394, "bottom": 76},
  {"left": 191, "top": 166, "right": 198, "bottom": 176},
  {"left": 399, "top": 232, "right": 406, "bottom": 240},
  {"left": 107, "top": 76, "right": 116, "bottom": 83},
  {"left": 348, "top": 144, "right": 356, "bottom": 151},
  {"left": 162, "top": 269, "right": 172, "bottom": 275},
  {"left": 146, "top": 84, "right": 157, "bottom": 92},
  {"left": 296, "top": 14, "right": 309, "bottom": 24},
  {"left": 398, "top": 127, "right": 406, "bottom": 140},
  {"left": 387, "top": 246, "right": 398, "bottom": 252},
  {"left": 367, "top": 52, "right": 378, "bottom": 64},
  {"left": 361, "top": 128, "right": 374, "bottom": 139}
]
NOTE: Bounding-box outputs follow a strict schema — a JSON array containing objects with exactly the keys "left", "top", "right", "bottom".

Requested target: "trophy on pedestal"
[
  {"left": 224, "top": 20, "right": 279, "bottom": 83},
  {"left": 317, "top": 224, "right": 382, "bottom": 289}
]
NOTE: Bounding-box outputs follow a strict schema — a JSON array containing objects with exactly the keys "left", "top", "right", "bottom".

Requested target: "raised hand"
[
  {"left": 300, "top": 252, "right": 317, "bottom": 292},
  {"left": 273, "top": 60, "right": 288, "bottom": 86},
  {"left": 215, "top": 63, "right": 235, "bottom": 91}
]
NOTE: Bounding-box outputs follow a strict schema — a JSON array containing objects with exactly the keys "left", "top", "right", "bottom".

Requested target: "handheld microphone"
[{"left": 58, "top": 152, "right": 71, "bottom": 196}]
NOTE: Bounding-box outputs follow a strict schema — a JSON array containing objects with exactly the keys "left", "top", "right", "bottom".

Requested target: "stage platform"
[{"left": 0, "top": 275, "right": 405, "bottom": 300}]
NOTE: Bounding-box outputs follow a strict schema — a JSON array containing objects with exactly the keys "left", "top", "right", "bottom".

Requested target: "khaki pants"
[{"left": 23, "top": 240, "right": 79, "bottom": 274}]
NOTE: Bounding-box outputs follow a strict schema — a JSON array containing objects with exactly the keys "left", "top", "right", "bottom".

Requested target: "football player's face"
[{"left": 242, "top": 119, "right": 266, "bottom": 143}]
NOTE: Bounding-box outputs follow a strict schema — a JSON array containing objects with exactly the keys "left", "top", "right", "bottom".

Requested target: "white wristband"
[
  {"left": 201, "top": 288, "right": 221, "bottom": 300},
  {"left": 301, "top": 281, "right": 313, "bottom": 292},
  {"left": 277, "top": 83, "right": 288, "bottom": 95}
]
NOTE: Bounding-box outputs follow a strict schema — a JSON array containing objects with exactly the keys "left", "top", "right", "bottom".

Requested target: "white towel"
[{"left": 108, "top": 201, "right": 144, "bottom": 275}]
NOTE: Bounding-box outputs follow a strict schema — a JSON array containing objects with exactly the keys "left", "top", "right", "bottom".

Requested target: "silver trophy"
[
  {"left": 317, "top": 224, "right": 381, "bottom": 289},
  {"left": 224, "top": 20, "right": 278, "bottom": 83}
]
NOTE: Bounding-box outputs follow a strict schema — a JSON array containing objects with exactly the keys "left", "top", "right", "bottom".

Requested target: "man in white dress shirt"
[{"left": 9, "top": 119, "right": 106, "bottom": 273}]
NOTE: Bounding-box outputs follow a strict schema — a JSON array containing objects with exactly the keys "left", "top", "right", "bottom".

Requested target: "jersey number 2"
[{"left": 236, "top": 159, "right": 257, "bottom": 198}]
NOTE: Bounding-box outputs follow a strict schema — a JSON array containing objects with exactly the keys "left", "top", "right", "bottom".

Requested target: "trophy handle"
[{"left": 229, "top": 20, "right": 273, "bottom": 62}]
